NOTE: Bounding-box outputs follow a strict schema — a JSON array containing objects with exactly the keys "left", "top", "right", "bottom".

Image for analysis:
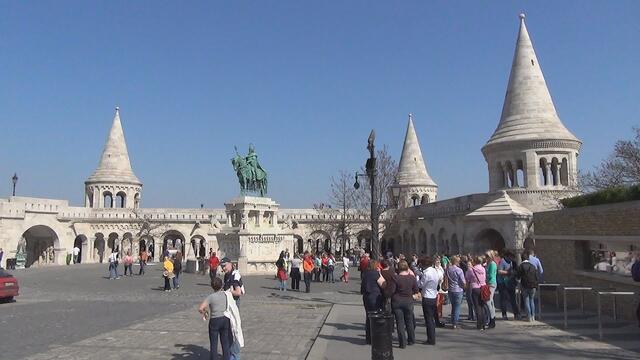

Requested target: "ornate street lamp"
[
  {"left": 354, "top": 130, "right": 380, "bottom": 259},
  {"left": 391, "top": 186, "right": 401, "bottom": 208},
  {"left": 12, "top": 173, "right": 18, "bottom": 196}
]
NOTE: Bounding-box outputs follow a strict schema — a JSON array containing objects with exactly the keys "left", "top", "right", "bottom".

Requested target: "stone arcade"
[{"left": 0, "top": 15, "right": 581, "bottom": 271}]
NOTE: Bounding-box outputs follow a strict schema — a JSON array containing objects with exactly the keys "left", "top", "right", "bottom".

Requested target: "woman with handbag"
[
  {"left": 465, "top": 256, "right": 487, "bottom": 330},
  {"left": 276, "top": 251, "right": 288, "bottom": 291},
  {"left": 163, "top": 256, "right": 174, "bottom": 292}
]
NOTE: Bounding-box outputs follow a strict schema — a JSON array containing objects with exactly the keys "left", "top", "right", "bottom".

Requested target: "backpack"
[{"left": 632, "top": 261, "right": 640, "bottom": 282}]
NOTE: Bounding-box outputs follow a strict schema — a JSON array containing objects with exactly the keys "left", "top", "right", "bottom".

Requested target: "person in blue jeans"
[
  {"left": 199, "top": 277, "right": 232, "bottom": 360},
  {"left": 516, "top": 253, "right": 540, "bottom": 322},
  {"left": 445, "top": 256, "right": 466, "bottom": 328}
]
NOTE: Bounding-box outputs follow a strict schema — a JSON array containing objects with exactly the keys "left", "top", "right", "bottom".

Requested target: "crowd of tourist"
[{"left": 359, "top": 249, "right": 544, "bottom": 348}]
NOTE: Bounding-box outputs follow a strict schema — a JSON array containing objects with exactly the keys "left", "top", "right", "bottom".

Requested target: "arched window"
[
  {"left": 134, "top": 193, "right": 141, "bottom": 209},
  {"left": 421, "top": 194, "right": 430, "bottom": 204},
  {"left": 103, "top": 192, "right": 113, "bottom": 208},
  {"left": 561, "top": 158, "right": 569, "bottom": 186},
  {"left": 116, "top": 192, "right": 126, "bottom": 208},
  {"left": 551, "top": 158, "right": 559, "bottom": 186},
  {"left": 539, "top": 158, "right": 548, "bottom": 186},
  {"left": 411, "top": 195, "right": 420, "bottom": 207}
]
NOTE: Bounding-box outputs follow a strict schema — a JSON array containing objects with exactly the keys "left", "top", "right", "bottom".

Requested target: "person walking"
[
  {"left": 173, "top": 251, "right": 183, "bottom": 289},
  {"left": 123, "top": 251, "right": 133, "bottom": 276},
  {"left": 516, "top": 253, "right": 540, "bottom": 322},
  {"left": 199, "top": 277, "right": 232, "bottom": 360},
  {"left": 314, "top": 254, "right": 322, "bottom": 282},
  {"left": 485, "top": 250, "right": 498, "bottom": 328},
  {"left": 139, "top": 249, "right": 148, "bottom": 276},
  {"left": 361, "top": 260, "right": 385, "bottom": 344},
  {"left": 72, "top": 246, "right": 80, "bottom": 264},
  {"left": 163, "top": 256, "right": 174, "bottom": 292},
  {"left": 321, "top": 254, "right": 329, "bottom": 282},
  {"left": 303, "top": 252, "right": 314, "bottom": 293},
  {"left": 466, "top": 256, "right": 487, "bottom": 330},
  {"left": 387, "top": 260, "right": 418, "bottom": 348},
  {"left": 497, "top": 251, "right": 520, "bottom": 320},
  {"left": 210, "top": 251, "right": 220, "bottom": 281},
  {"left": 446, "top": 255, "right": 466, "bottom": 329},
  {"left": 340, "top": 254, "right": 350, "bottom": 283},
  {"left": 327, "top": 253, "right": 336, "bottom": 283},
  {"left": 275, "top": 251, "right": 288, "bottom": 291},
  {"left": 108, "top": 251, "right": 119, "bottom": 279},
  {"left": 527, "top": 250, "right": 544, "bottom": 283},
  {"left": 290, "top": 254, "right": 302, "bottom": 291}
]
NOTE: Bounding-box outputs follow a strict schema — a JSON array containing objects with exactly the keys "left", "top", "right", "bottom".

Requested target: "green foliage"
[{"left": 561, "top": 185, "right": 640, "bottom": 208}]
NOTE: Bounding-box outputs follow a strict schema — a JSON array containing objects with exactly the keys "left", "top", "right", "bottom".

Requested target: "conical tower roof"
[
  {"left": 484, "top": 14, "right": 579, "bottom": 149},
  {"left": 86, "top": 107, "right": 141, "bottom": 185},
  {"left": 396, "top": 114, "right": 437, "bottom": 187}
]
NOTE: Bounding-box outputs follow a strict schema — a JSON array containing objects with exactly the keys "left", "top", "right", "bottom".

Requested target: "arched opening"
[
  {"left": 551, "top": 158, "right": 559, "bottom": 186},
  {"left": 437, "top": 228, "right": 447, "bottom": 254},
  {"left": 450, "top": 234, "right": 460, "bottom": 255},
  {"left": 147, "top": 238, "right": 155, "bottom": 262},
  {"left": 190, "top": 235, "right": 205, "bottom": 258},
  {"left": 73, "top": 235, "right": 87, "bottom": 264},
  {"left": 497, "top": 162, "right": 506, "bottom": 188},
  {"left": 411, "top": 194, "right": 420, "bottom": 207},
  {"left": 116, "top": 191, "right": 126, "bottom": 208},
  {"left": 419, "top": 229, "right": 427, "bottom": 254},
  {"left": 294, "top": 235, "right": 304, "bottom": 254},
  {"left": 505, "top": 161, "right": 514, "bottom": 188},
  {"left": 121, "top": 232, "right": 133, "bottom": 256},
  {"left": 87, "top": 192, "right": 94, "bottom": 208},
  {"left": 134, "top": 193, "right": 141, "bottom": 209},
  {"left": 162, "top": 230, "right": 186, "bottom": 256},
  {"left": 324, "top": 238, "right": 331, "bottom": 253},
  {"left": 138, "top": 238, "right": 147, "bottom": 253},
  {"left": 357, "top": 230, "right": 372, "bottom": 254},
  {"left": 421, "top": 194, "right": 430, "bottom": 204},
  {"left": 473, "top": 228, "right": 506, "bottom": 253},
  {"left": 429, "top": 234, "right": 436, "bottom": 255},
  {"left": 94, "top": 233, "right": 105, "bottom": 263},
  {"left": 411, "top": 234, "right": 416, "bottom": 255},
  {"left": 310, "top": 230, "right": 331, "bottom": 254},
  {"left": 561, "top": 158, "right": 569, "bottom": 186},
  {"left": 107, "top": 232, "right": 119, "bottom": 252},
  {"left": 523, "top": 237, "right": 535, "bottom": 251},
  {"left": 402, "top": 230, "right": 410, "bottom": 254},
  {"left": 103, "top": 191, "right": 114, "bottom": 208},
  {"left": 20, "top": 225, "right": 59, "bottom": 268}
]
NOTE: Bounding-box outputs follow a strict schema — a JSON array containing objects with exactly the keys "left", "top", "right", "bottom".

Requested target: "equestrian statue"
[{"left": 231, "top": 144, "right": 268, "bottom": 197}]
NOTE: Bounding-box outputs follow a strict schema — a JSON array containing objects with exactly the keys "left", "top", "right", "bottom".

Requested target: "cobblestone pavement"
[
  {"left": 0, "top": 263, "right": 357, "bottom": 360},
  {"left": 2, "top": 264, "right": 638, "bottom": 360}
]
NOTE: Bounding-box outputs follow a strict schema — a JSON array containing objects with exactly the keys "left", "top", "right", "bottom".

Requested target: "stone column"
[
  {"left": 513, "top": 164, "right": 519, "bottom": 187},
  {"left": 257, "top": 211, "right": 262, "bottom": 227},
  {"left": 502, "top": 164, "right": 510, "bottom": 188},
  {"left": 557, "top": 163, "right": 563, "bottom": 186},
  {"left": 545, "top": 162, "right": 552, "bottom": 186}
]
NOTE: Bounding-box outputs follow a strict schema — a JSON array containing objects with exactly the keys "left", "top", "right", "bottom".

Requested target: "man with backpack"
[{"left": 516, "top": 252, "right": 540, "bottom": 322}]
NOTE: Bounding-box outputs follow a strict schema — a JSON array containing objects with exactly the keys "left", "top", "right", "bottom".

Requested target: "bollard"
[{"left": 368, "top": 311, "right": 394, "bottom": 360}]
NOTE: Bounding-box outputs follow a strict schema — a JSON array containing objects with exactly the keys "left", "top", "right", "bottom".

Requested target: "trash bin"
[{"left": 368, "top": 311, "right": 394, "bottom": 360}]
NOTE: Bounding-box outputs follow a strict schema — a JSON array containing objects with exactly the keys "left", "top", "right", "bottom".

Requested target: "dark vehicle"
[{"left": 0, "top": 268, "right": 19, "bottom": 302}]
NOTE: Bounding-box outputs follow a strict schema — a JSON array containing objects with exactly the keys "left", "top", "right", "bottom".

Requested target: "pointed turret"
[
  {"left": 84, "top": 107, "right": 142, "bottom": 209},
  {"left": 484, "top": 13, "right": 579, "bottom": 148},
  {"left": 86, "top": 107, "right": 141, "bottom": 185},
  {"left": 390, "top": 114, "right": 438, "bottom": 208},
  {"left": 397, "top": 114, "right": 436, "bottom": 186}
]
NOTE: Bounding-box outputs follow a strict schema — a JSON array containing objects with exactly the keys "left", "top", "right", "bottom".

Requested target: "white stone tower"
[
  {"left": 481, "top": 14, "right": 581, "bottom": 211},
  {"left": 391, "top": 114, "right": 438, "bottom": 208},
  {"left": 85, "top": 107, "right": 142, "bottom": 209}
]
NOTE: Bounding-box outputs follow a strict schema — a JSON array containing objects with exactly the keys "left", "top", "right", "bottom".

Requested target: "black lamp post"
[
  {"left": 354, "top": 130, "right": 380, "bottom": 259},
  {"left": 12, "top": 173, "right": 18, "bottom": 196}
]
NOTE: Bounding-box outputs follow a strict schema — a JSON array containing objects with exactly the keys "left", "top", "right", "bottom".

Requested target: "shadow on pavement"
[{"left": 171, "top": 343, "right": 209, "bottom": 359}]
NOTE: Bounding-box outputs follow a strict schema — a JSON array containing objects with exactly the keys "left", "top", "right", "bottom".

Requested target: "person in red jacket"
[
  {"left": 209, "top": 251, "right": 220, "bottom": 281},
  {"left": 359, "top": 253, "right": 370, "bottom": 279}
]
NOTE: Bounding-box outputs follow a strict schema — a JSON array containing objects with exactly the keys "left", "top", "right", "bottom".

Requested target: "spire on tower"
[
  {"left": 484, "top": 13, "right": 579, "bottom": 149},
  {"left": 86, "top": 107, "right": 141, "bottom": 185},
  {"left": 396, "top": 114, "right": 436, "bottom": 187}
]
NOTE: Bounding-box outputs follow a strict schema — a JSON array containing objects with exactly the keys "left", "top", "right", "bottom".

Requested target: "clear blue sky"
[{"left": 1, "top": 1, "right": 639, "bottom": 208}]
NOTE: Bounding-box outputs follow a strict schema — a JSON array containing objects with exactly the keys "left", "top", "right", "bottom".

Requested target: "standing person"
[
  {"left": 314, "top": 254, "right": 322, "bottom": 282},
  {"left": 108, "top": 251, "right": 119, "bottom": 280},
  {"left": 446, "top": 256, "right": 466, "bottom": 329},
  {"left": 631, "top": 254, "right": 640, "bottom": 327},
  {"left": 72, "top": 245, "right": 80, "bottom": 264},
  {"left": 359, "top": 253, "right": 370, "bottom": 279},
  {"left": 303, "top": 252, "right": 314, "bottom": 293},
  {"left": 173, "top": 251, "right": 183, "bottom": 289},
  {"left": 0, "top": 248, "right": 3, "bottom": 268},
  {"left": 139, "top": 249, "right": 148, "bottom": 276},
  {"left": 163, "top": 256, "right": 174, "bottom": 292},
  {"left": 289, "top": 254, "right": 302, "bottom": 291},
  {"left": 221, "top": 257, "right": 243, "bottom": 360},
  {"left": 485, "top": 250, "right": 498, "bottom": 328},
  {"left": 275, "top": 251, "right": 288, "bottom": 291},
  {"left": 527, "top": 250, "right": 544, "bottom": 283},
  {"left": 340, "top": 254, "right": 350, "bottom": 283},
  {"left": 210, "top": 251, "right": 220, "bottom": 281},
  {"left": 497, "top": 251, "right": 520, "bottom": 320},
  {"left": 123, "top": 251, "right": 133, "bottom": 277},
  {"left": 460, "top": 255, "right": 474, "bottom": 321},
  {"left": 114, "top": 246, "right": 121, "bottom": 276},
  {"left": 415, "top": 256, "right": 441, "bottom": 345},
  {"left": 327, "top": 253, "right": 335, "bottom": 283},
  {"left": 433, "top": 255, "right": 446, "bottom": 328},
  {"left": 361, "top": 260, "right": 385, "bottom": 344},
  {"left": 198, "top": 277, "right": 232, "bottom": 360},
  {"left": 380, "top": 260, "right": 396, "bottom": 313},
  {"left": 321, "top": 253, "right": 329, "bottom": 282},
  {"left": 466, "top": 256, "right": 487, "bottom": 330},
  {"left": 388, "top": 260, "right": 418, "bottom": 348},
  {"left": 516, "top": 253, "right": 540, "bottom": 322}
]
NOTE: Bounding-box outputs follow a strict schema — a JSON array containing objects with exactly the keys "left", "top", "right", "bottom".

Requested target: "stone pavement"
[{"left": 1, "top": 263, "right": 639, "bottom": 359}]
